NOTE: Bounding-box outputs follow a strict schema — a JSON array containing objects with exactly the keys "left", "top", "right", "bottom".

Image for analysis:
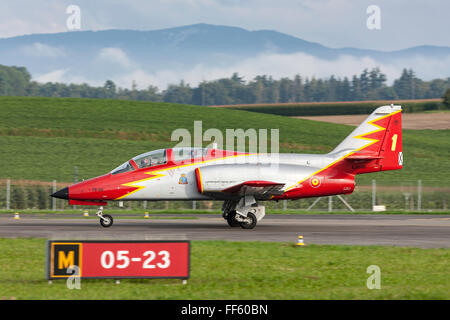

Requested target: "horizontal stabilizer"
[{"left": 346, "top": 155, "right": 384, "bottom": 160}]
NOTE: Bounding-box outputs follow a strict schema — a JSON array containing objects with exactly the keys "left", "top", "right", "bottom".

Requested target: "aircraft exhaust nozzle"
[{"left": 51, "top": 187, "right": 69, "bottom": 200}]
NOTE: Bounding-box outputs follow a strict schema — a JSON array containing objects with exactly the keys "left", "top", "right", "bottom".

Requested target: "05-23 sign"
[
  {"left": 99, "top": 249, "right": 170, "bottom": 269},
  {"left": 46, "top": 240, "right": 190, "bottom": 280}
]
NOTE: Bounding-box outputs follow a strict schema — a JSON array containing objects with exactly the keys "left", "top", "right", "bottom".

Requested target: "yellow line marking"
[
  {"left": 115, "top": 153, "right": 255, "bottom": 200},
  {"left": 285, "top": 110, "right": 401, "bottom": 191}
]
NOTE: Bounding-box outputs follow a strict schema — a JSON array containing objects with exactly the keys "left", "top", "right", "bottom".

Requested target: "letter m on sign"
[
  {"left": 59, "top": 251, "right": 74, "bottom": 269},
  {"left": 47, "top": 242, "right": 82, "bottom": 279}
]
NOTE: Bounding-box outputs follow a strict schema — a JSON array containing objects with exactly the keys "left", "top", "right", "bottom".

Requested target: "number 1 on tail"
[{"left": 391, "top": 134, "right": 398, "bottom": 151}]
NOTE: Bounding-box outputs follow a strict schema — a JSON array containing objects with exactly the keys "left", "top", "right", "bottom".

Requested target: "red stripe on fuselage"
[{"left": 68, "top": 149, "right": 248, "bottom": 202}]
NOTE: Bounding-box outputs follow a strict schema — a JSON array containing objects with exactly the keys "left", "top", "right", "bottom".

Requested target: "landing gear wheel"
[
  {"left": 226, "top": 211, "right": 241, "bottom": 227},
  {"left": 240, "top": 212, "right": 257, "bottom": 230},
  {"left": 100, "top": 214, "right": 113, "bottom": 228}
]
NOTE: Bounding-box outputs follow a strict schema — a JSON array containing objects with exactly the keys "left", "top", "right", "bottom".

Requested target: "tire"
[
  {"left": 100, "top": 214, "right": 113, "bottom": 228},
  {"left": 240, "top": 212, "right": 257, "bottom": 229},
  {"left": 226, "top": 211, "right": 241, "bottom": 227}
]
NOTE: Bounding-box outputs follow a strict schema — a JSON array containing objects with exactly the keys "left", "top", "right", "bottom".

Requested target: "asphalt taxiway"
[{"left": 1, "top": 213, "right": 449, "bottom": 248}]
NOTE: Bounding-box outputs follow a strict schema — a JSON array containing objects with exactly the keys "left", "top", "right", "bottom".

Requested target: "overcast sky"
[{"left": 1, "top": 0, "right": 448, "bottom": 51}]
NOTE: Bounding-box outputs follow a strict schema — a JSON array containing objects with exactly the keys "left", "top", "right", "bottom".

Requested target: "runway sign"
[{"left": 46, "top": 240, "right": 190, "bottom": 280}]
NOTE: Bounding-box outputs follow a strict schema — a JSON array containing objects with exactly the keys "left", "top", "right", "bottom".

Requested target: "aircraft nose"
[{"left": 51, "top": 187, "right": 69, "bottom": 200}]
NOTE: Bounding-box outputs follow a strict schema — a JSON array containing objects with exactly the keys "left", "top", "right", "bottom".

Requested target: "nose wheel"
[{"left": 96, "top": 206, "right": 113, "bottom": 228}]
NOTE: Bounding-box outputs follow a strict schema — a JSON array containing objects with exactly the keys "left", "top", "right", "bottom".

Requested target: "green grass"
[
  {"left": 0, "top": 96, "right": 449, "bottom": 185},
  {"left": 0, "top": 238, "right": 448, "bottom": 300},
  {"left": 219, "top": 99, "right": 445, "bottom": 116}
]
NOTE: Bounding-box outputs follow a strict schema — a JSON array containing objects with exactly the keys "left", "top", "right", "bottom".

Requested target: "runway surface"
[{"left": 1, "top": 214, "right": 449, "bottom": 248}]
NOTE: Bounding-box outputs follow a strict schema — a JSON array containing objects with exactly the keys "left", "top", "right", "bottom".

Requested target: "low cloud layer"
[
  {"left": 96, "top": 47, "right": 133, "bottom": 69},
  {"left": 22, "top": 42, "right": 66, "bottom": 58},
  {"left": 34, "top": 49, "right": 450, "bottom": 90}
]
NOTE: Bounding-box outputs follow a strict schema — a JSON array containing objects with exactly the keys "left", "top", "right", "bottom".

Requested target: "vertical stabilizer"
[{"left": 330, "top": 105, "right": 403, "bottom": 172}]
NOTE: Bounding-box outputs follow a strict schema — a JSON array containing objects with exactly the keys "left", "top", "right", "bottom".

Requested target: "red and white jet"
[{"left": 52, "top": 105, "right": 403, "bottom": 229}]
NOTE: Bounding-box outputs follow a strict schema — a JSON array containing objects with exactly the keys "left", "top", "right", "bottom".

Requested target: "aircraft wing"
[
  {"left": 220, "top": 180, "right": 285, "bottom": 197},
  {"left": 194, "top": 166, "right": 286, "bottom": 199}
]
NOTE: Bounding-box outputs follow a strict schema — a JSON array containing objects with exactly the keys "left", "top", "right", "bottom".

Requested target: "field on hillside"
[
  {"left": 212, "top": 99, "right": 445, "bottom": 116},
  {"left": 0, "top": 97, "right": 449, "bottom": 187},
  {"left": 296, "top": 112, "right": 450, "bottom": 130},
  {"left": 0, "top": 238, "right": 448, "bottom": 299}
]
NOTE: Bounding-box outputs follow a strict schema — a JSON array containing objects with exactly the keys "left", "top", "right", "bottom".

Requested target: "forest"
[{"left": 0, "top": 64, "right": 449, "bottom": 105}]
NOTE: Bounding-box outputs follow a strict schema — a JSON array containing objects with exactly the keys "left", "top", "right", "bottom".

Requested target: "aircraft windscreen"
[
  {"left": 111, "top": 161, "right": 134, "bottom": 175},
  {"left": 133, "top": 149, "right": 167, "bottom": 169},
  {"left": 172, "top": 148, "right": 208, "bottom": 162}
]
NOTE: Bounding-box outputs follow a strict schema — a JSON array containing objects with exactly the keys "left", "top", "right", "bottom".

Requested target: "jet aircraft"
[{"left": 51, "top": 105, "right": 403, "bottom": 229}]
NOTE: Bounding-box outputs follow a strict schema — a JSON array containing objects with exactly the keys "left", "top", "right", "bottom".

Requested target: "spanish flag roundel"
[{"left": 310, "top": 176, "right": 322, "bottom": 188}]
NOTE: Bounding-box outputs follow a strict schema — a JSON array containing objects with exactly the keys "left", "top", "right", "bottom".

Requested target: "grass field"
[
  {"left": 0, "top": 96, "right": 449, "bottom": 186},
  {"left": 211, "top": 99, "right": 445, "bottom": 116},
  {"left": 0, "top": 238, "right": 448, "bottom": 300}
]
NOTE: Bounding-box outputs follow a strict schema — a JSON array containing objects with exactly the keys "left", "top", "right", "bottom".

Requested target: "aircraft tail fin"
[{"left": 330, "top": 105, "right": 403, "bottom": 172}]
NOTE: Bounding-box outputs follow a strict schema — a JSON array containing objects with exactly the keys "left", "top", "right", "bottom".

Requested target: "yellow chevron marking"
[
  {"left": 115, "top": 171, "right": 166, "bottom": 200},
  {"left": 284, "top": 110, "right": 401, "bottom": 192},
  {"left": 351, "top": 110, "right": 400, "bottom": 150},
  {"left": 115, "top": 153, "right": 254, "bottom": 200}
]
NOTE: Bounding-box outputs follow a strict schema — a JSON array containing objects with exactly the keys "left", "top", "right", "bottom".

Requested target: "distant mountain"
[{"left": 0, "top": 23, "right": 449, "bottom": 88}]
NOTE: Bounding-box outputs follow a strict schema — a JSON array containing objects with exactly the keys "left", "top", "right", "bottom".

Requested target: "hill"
[
  {"left": 1, "top": 24, "right": 450, "bottom": 87},
  {"left": 0, "top": 96, "right": 449, "bottom": 186}
]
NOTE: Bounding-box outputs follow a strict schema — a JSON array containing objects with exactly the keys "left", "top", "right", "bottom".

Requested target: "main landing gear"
[
  {"left": 225, "top": 210, "right": 258, "bottom": 229},
  {"left": 96, "top": 206, "right": 113, "bottom": 228},
  {"left": 222, "top": 197, "right": 265, "bottom": 230}
]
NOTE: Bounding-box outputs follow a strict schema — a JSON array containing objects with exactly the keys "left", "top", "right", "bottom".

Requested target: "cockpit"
[
  {"left": 110, "top": 147, "right": 210, "bottom": 175},
  {"left": 134, "top": 149, "right": 168, "bottom": 169}
]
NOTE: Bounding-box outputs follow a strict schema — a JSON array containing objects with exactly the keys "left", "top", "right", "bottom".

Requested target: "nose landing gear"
[{"left": 96, "top": 206, "right": 113, "bottom": 228}]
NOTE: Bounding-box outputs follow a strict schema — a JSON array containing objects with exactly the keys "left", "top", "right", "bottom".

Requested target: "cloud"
[
  {"left": 22, "top": 42, "right": 66, "bottom": 58},
  {"left": 34, "top": 68, "right": 98, "bottom": 85},
  {"left": 391, "top": 54, "right": 450, "bottom": 81},
  {"left": 34, "top": 69, "right": 67, "bottom": 83},
  {"left": 1, "top": 0, "right": 449, "bottom": 51},
  {"left": 108, "top": 52, "right": 404, "bottom": 89},
  {"left": 157, "top": 52, "right": 449, "bottom": 88},
  {"left": 96, "top": 47, "right": 133, "bottom": 68},
  {"left": 32, "top": 51, "right": 450, "bottom": 90},
  {"left": 0, "top": 2, "right": 67, "bottom": 39}
]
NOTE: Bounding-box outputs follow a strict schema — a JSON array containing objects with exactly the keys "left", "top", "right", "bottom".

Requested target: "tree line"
[{"left": 1, "top": 64, "right": 449, "bottom": 105}]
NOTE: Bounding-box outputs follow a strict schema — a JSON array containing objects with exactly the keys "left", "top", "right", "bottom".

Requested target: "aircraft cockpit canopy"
[
  {"left": 133, "top": 149, "right": 167, "bottom": 169},
  {"left": 110, "top": 147, "right": 210, "bottom": 174},
  {"left": 172, "top": 147, "right": 208, "bottom": 162},
  {"left": 110, "top": 161, "right": 134, "bottom": 175}
]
